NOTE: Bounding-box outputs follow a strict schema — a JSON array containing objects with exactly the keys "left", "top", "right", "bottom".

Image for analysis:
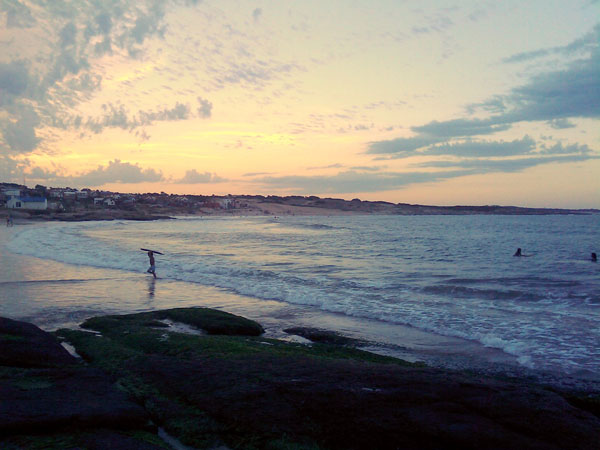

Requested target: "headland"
[{"left": 1, "top": 182, "right": 598, "bottom": 222}]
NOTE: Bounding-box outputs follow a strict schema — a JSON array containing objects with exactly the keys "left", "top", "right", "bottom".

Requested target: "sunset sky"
[{"left": 1, "top": 0, "right": 599, "bottom": 207}]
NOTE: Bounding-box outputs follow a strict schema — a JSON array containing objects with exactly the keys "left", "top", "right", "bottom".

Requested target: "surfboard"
[{"left": 141, "top": 248, "right": 164, "bottom": 255}]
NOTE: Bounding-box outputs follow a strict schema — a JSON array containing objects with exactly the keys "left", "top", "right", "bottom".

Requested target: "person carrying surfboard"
[{"left": 147, "top": 251, "right": 157, "bottom": 278}]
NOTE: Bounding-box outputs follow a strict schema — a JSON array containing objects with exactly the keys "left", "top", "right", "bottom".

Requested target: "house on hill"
[{"left": 7, "top": 196, "right": 48, "bottom": 210}]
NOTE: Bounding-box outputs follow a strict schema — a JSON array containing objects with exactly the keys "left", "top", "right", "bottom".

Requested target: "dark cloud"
[
  {"left": 415, "top": 153, "right": 598, "bottom": 173},
  {"left": 412, "top": 118, "right": 511, "bottom": 138},
  {"left": 82, "top": 101, "right": 192, "bottom": 134},
  {"left": 95, "top": 12, "right": 113, "bottom": 35},
  {"left": 538, "top": 142, "right": 592, "bottom": 155},
  {"left": 501, "top": 53, "right": 600, "bottom": 122},
  {"left": 350, "top": 165, "right": 385, "bottom": 172},
  {"left": 0, "top": 60, "right": 30, "bottom": 106},
  {"left": 21, "top": 159, "right": 165, "bottom": 187},
  {"left": 307, "top": 163, "right": 344, "bottom": 170},
  {"left": 425, "top": 137, "right": 536, "bottom": 157},
  {"left": 254, "top": 170, "right": 468, "bottom": 194},
  {"left": 368, "top": 30, "right": 600, "bottom": 163},
  {"left": 1, "top": 104, "right": 40, "bottom": 153},
  {"left": 73, "top": 159, "right": 164, "bottom": 185},
  {"left": 502, "top": 24, "right": 599, "bottom": 64},
  {"left": 547, "top": 118, "right": 576, "bottom": 129},
  {"left": 0, "top": 155, "right": 27, "bottom": 180},
  {"left": 175, "top": 169, "right": 226, "bottom": 184},
  {"left": 367, "top": 135, "right": 444, "bottom": 155},
  {"left": 0, "top": 0, "right": 188, "bottom": 153},
  {"left": 197, "top": 97, "right": 213, "bottom": 118},
  {"left": 242, "top": 172, "right": 271, "bottom": 177},
  {"left": 2, "top": 0, "right": 35, "bottom": 28},
  {"left": 59, "top": 22, "right": 77, "bottom": 48}
]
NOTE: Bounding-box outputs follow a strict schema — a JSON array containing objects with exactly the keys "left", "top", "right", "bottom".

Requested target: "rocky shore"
[{"left": 1, "top": 307, "right": 599, "bottom": 449}]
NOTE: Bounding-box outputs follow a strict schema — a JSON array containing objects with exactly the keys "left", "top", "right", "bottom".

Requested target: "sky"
[{"left": 1, "top": 0, "right": 599, "bottom": 208}]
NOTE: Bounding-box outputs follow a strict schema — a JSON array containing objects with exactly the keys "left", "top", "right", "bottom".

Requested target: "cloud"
[
  {"left": 242, "top": 171, "right": 271, "bottom": 177},
  {"left": 0, "top": 60, "right": 30, "bottom": 105},
  {"left": 215, "top": 61, "right": 300, "bottom": 88},
  {"left": 73, "top": 159, "right": 164, "bottom": 185},
  {"left": 0, "top": 0, "right": 190, "bottom": 153},
  {"left": 175, "top": 169, "right": 226, "bottom": 184},
  {"left": 307, "top": 163, "right": 344, "bottom": 170},
  {"left": 415, "top": 153, "right": 599, "bottom": 173},
  {"left": 254, "top": 170, "right": 468, "bottom": 194},
  {"left": 412, "top": 118, "right": 511, "bottom": 138},
  {"left": 0, "top": 155, "right": 28, "bottom": 180},
  {"left": 547, "top": 118, "right": 576, "bottom": 129},
  {"left": 367, "top": 135, "right": 445, "bottom": 155},
  {"left": 197, "top": 97, "right": 213, "bottom": 118},
  {"left": 82, "top": 101, "right": 193, "bottom": 134},
  {"left": 501, "top": 53, "right": 600, "bottom": 122},
  {"left": 2, "top": 0, "right": 36, "bottom": 28},
  {"left": 538, "top": 142, "right": 592, "bottom": 155},
  {"left": 21, "top": 159, "right": 164, "bottom": 187},
  {"left": 368, "top": 29, "right": 600, "bottom": 162},
  {"left": 502, "top": 24, "right": 599, "bottom": 64},
  {"left": 424, "top": 137, "right": 536, "bottom": 157},
  {"left": 1, "top": 103, "right": 40, "bottom": 153}
]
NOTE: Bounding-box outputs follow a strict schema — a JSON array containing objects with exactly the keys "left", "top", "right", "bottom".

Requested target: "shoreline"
[{"left": 2, "top": 222, "right": 599, "bottom": 393}]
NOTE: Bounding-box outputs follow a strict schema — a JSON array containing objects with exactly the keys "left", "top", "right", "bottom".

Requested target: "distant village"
[
  {"left": 1, "top": 181, "right": 598, "bottom": 220},
  {"left": 0, "top": 182, "right": 250, "bottom": 218}
]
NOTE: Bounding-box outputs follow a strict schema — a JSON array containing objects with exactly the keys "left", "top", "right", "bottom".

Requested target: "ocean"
[{"left": 2, "top": 214, "right": 599, "bottom": 378}]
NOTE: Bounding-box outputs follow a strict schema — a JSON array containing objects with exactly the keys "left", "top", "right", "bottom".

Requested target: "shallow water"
[{"left": 2, "top": 214, "right": 599, "bottom": 378}]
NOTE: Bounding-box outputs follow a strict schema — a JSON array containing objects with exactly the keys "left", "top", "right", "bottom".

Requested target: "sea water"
[{"left": 4, "top": 214, "right": 599, "bottom": 376}]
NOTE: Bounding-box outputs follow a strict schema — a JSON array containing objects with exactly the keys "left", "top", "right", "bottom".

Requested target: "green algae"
[
  {"left": 54, "top": 307, "right": 423, "bottom": 449},
  {"left": 81, "top": 307, "right": 265, "bottom": 337}
]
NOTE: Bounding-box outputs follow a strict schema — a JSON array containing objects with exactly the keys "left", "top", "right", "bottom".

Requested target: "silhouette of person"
[
  {"left": 147, "top": 251, "right": 157, "bottom": 278},
  {"left": 592, "top": 252, "right": 598, "bottom": 262}
]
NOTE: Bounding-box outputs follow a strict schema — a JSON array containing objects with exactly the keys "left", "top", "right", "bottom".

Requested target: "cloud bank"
[
  {"left": 0, "top": 0, "right": 212, "bottom": 155},
  {"left": 365, "top": 26, "right": 599, "bottom": 187}
]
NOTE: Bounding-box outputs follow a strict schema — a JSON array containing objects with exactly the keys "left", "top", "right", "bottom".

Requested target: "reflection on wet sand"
[{"left": 147, "top": 277, "right": 156, "bottom": 299}]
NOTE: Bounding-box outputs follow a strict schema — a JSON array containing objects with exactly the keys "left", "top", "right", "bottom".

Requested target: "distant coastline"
[{"left": 1, "top": 182, "right": 598, "bottom": 221}]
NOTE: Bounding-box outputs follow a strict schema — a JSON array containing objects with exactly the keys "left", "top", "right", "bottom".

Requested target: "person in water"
[
  {"left": 592, "top": 252, "right": 598, "bottom": 262},
  {"left": 513, "top": 248, "right": 522, "bottom": 257},
  {"left": 147, "top": 251, "right": 157, "bottom": 278}
]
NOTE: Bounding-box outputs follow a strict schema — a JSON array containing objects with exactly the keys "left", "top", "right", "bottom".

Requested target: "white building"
[{"left": 7, "top": 196, "right": 48, "bottom": 210}]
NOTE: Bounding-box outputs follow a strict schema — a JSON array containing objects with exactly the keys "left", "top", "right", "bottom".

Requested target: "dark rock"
[
  {"left": 0, "top": 367, "right": 149, "bottom": 435},
  {"left": 284, "top": 326, "right": 361, "bottom": 345},
  {"left": 0, "top": 317, "right": 77, "bottom": 367},
  {"left": 135, "top": 354, "right": 600, "bottom": 449}
]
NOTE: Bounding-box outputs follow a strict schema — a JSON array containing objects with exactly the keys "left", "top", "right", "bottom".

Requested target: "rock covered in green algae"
[
  {"left": 81, "top": 307, "right": 265, "bottom": 337},
  {"left": 0, "top": 317, "right": 160, "bottom": 449},
  {"left": 56, "top": 307, "right": 600, "bottom": 450}
]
